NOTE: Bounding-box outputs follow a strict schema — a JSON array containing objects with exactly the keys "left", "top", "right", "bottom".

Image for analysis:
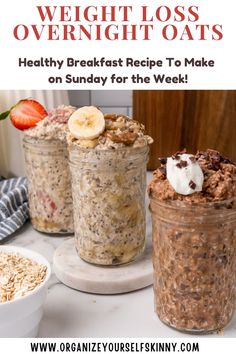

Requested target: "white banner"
[
  {"left": 0, "top": 338, "right": 236, "bottom": 354},
  {"left": 0, "top": 0, "right": 235, "bottom": 89}
]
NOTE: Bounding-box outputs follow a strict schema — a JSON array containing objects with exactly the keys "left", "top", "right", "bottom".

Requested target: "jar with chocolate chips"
[
  {"left": 67, "top": 107, "right": 153, "bottom": 265},
  {"left": 148, "top": 149, "right": 236, "bottom": 333}
]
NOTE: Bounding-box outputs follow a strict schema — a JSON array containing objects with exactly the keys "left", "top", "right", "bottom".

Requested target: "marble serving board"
[{"left": 53, "top": 237, "right": 153, "bottom": 295}]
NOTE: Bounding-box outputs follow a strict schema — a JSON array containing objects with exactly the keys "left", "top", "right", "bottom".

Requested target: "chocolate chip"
[
  {"left": 189, "top": 156, "right": 196, "bottom": 163},
  {"left": 207, "top": 162, "right": 220, "bottom": 171},
  {"left": 207, "top": 149, "right": 221, "bottom": 160},
  {"left": 172, "top": 154, "right": 181, "bottom": 160},
  {"left": 172, "top": 149, "right": 187, "bottom": 160},
  {"left": 196, "top": 149, "right": 236, "bottom": 170},
  {"left": 196, "top": 150, "right": 209, "bottom": 160},
  {"left": 158, "top": 157, "right": 167, "bottom": 165},
  {"left": 207, "top": 163, "right": 213, "bottom": 169},
  {"left": 176, "top": 160, "right": 188, "bottom": 168},
  {"left": 189, "top": 180, "right": 196, "bottom": 190}
]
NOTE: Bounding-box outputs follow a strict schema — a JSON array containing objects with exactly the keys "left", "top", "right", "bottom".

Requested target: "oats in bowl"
[
  {"left": 0, "top": 252, "right": 47, "bottom": 303},
  {"left": 0, "top": 246, "right": 51, "bottom": 338}
]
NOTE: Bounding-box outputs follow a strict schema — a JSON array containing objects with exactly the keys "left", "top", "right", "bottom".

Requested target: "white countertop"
[{"left": 4, "top": 222, "right": 236, "bottom": 338}]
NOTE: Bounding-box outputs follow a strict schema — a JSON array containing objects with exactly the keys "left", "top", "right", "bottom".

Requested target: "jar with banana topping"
[
  {"left": 69, "top": 145, "right": 149, "bottom": 265},
  {"left": 67, "top": 107, "right": 153, "bottom": 265}
]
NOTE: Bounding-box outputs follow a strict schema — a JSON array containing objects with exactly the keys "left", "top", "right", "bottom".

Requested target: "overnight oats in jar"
[
  {"left": 148, "top": 149, "right": 236, "bottom": 333},
  {"left": 67, "top": 106, "right": 153, "bottom": 265},
  {"left": 23, "top": 105, "right": 76, "bottom": 234}
]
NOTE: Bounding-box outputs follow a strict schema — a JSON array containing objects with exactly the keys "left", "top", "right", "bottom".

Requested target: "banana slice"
[
  {"left": 79, "top": 139, "right": 98, "bottom": 148},
  {"left": 68, "top": 106, "right": 105, "bottom": 139}
]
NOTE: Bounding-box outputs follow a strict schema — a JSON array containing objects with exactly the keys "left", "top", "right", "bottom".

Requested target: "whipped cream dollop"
[{"left": 166, "top": 153, "right": 204, "bottom": 195}]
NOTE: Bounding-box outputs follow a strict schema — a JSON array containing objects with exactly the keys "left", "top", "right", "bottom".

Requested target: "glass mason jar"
[
  {"left": 69, "top": 145, "right": 149, "bottom": 265},
  {"left": 149, "top": 196, "right": 236, "bottom": 334},
  {"left": 23, "top": 137, "right": 73, "bottom": 234}
]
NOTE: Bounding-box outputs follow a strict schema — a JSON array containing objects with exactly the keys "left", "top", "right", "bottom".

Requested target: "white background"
[
  {"left": 0, "top": 338, "right": 236, "bottom": 354},
  {"left": 0, "top": 0, "right": 235, "bottom": 89}
]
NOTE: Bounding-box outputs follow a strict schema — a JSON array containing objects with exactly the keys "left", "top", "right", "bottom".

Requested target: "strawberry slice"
[{"left": 0, "top": 99, "right": 48, "bottom": 130}]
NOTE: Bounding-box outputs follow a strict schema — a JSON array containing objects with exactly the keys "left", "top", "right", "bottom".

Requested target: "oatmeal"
[
  {"left": 25, "top": 105, "right": 76, "bottom": 141},
  {"left": 23, "top": 137, "right": 73, "bottom": 233},
  {"left": 23, "top": 105, "right": 76, "bottom": 234},
  {"left": 67, "top": 109, "right": 153, "bottom": 265},
  {"left": 149, "top": 149, "right": 236, "bottom": 203},
  {"left": 0, "top": 252, "right": 47, "bottom": 303},
  {"left": 67, "top": 113, "right": 153, "bottom": 150},
  {"left": 148, "top": 149, "right": 236, "bottom": 333}
]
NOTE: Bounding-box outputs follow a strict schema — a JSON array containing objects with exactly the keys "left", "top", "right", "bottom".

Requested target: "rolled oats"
[{"left": 0, "top": 252, "right": 47, "bottom": 303}]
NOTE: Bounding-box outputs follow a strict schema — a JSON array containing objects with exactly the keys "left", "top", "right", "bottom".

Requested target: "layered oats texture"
[
  {"left": 148, "top": 149, "right": 236, "bottom": 333},
  {"left": 0, "top": 252, "right": 47, "bottom": 303},
  {"left": 68, "top": 114, "right": 153, "bottom": 265},
  {"left": 23, "top": 105, "right": 76, "bottom": 233}
]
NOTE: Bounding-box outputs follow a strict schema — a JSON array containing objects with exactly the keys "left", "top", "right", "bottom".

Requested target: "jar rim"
[
  {"left": 149, "top": 194, "right": 236, "bottom": 209},
  {"left": 22, "top": 136, "right": 66, "bottom": 147},
  {"left": 23, "top": 136, "right": 61, "bottom": 143},
  {"left": 68, "top": 143, "right": 149, "bottom": 153}
]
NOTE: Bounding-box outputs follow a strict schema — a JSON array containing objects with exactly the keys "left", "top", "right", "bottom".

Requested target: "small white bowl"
[{"left": 0, "top": 245, "right": 51, "bottom": 338}]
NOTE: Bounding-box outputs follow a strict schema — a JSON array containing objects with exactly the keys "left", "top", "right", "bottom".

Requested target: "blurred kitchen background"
[{"left": 0, "top": 90, "right": 235, "bottom": 177}]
